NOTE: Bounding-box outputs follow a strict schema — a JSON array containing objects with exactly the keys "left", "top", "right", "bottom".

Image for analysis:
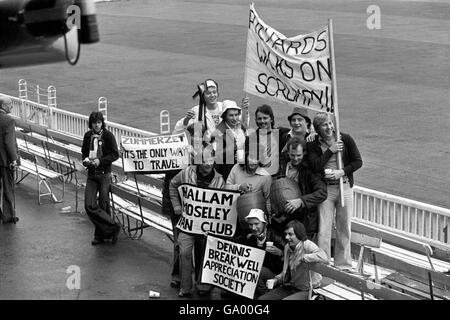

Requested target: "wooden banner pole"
[{"left": 328, "top": 18, "right": 345, "bottom": 207}]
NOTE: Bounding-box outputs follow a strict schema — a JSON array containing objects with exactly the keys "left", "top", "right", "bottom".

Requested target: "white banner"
[
  {"left": 201, "top": 235, "right": 265, "bottom": 299},
  {"left": 244, "top": 3, "right": 333, "bottom": 113},
  {"left": 120, "top": 133, "right": 189, "bottom": 173},
  {"left": 176, "top": 184, "right": 240, "bottom": 236}
]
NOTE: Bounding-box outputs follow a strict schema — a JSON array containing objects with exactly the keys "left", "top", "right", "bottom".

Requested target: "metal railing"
[
  {"left": 353, "top": 186, "right": 450, "bottom": 245},
  {"left": 5, "top": 94, "right": 450, "bottom": 248},
  {"left": 7, "top": 94, "right": 155, "bottom": 145}
]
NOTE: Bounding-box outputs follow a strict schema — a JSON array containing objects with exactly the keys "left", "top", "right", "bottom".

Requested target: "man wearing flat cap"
[{"left": 280, "top": 106, "right": 312, "bottom": 153}]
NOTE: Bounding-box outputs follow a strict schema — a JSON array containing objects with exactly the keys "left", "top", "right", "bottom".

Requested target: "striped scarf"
[{"left": 89, "top": 130, "right": 103, "bottom": 160}]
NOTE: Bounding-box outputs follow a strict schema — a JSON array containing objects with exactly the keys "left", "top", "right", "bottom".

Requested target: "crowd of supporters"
[{"left": 163, "top": 79, "right": 363, "bottom": 300}]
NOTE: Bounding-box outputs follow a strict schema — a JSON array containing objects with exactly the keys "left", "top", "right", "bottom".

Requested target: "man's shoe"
[
  {"left": 170, "top": 280, "right": 181, "bottom": 288},
  {"left": 91, "top": 238, "right": 104, "bottom": 245},
  {"left": 111, "top": 225, "right": 121, "bottom": 244},
  {"left": 2, "top": 217, "right": 19, "bottom": 224}
]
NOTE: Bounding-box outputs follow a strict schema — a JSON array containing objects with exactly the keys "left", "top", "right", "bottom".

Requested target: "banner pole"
[
  {"left": 242, "top": 2, "right": 253, "bottom": 129},
  {"left": 328, "top": 18, "right": 345, "bottom": 207}
]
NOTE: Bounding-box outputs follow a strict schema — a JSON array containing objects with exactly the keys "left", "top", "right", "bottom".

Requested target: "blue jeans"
[
  {"left": 317, "top": 183, "right": 353, "bottom": 269},
  {"left": 84, "top": 172, "right": 118, "bottom": 239}
]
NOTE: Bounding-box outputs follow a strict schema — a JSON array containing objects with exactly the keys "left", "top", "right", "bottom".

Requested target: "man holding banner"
[
  {"left": 307, "top": 112, "right": 362, "bottom": 270},
  {"left": 169, "top": 148, "right": 236, "bottom": 297},
  {"left": 201, "top": 234, "right": 266, "bottom": 300},
  {"left": 244, "top": 3, "right": 362, "bottom": 272}
]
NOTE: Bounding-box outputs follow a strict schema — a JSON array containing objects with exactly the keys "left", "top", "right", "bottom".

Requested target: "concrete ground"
[{"left": 0, "top": 178, "right": 201, "bottom": 300}]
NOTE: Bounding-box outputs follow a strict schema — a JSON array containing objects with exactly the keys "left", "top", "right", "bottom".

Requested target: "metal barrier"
[
  {"left": 4, "top": 93, "right": 450, "bottom": 248},
  {"left": 7, "top": 94, "right": 155, "bottom": 144},
  {"left": 353, "top": 186, "right": 450, "bottom": 245}
]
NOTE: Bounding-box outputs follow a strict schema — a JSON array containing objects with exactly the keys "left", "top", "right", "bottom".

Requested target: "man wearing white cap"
[
  {"left": 212, "top": 99, "right": 247, "bottom": 180},
  {"left": 242, "top": 208, "right": 284, "bottom": 298},
  {"left": 174, "top": 79, "right": 223, "bottom": 133}
]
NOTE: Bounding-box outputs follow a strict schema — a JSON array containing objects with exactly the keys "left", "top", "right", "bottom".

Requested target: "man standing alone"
[{"left": 0, "top": 95, "right": 20, "bottom": 224}]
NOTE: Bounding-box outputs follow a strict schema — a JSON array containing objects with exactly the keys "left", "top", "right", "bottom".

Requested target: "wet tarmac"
[{"left": 0, "top": 178, "right": 216, "bottom": 300}]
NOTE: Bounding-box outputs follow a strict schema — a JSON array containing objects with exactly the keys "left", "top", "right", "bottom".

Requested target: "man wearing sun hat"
[
  {"left": 212, "top": 99, "right": 247, "bottom": 180},
  {"left": 241, "top": 208, "right": 284, "bottom": 298}
]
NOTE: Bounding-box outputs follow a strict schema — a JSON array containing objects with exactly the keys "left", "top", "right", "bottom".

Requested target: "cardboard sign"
[
  {"left": 201, "top": 235, "right": 266, "bottom": 299},
  {"left": 176, "top": 184, "right": 240, "bottom": 237},
  {"left": 121, "top": 133, "right": 189, "bottom": 173}
]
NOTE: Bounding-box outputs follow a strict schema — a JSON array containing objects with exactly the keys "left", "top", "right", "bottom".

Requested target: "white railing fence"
[
  {"left": 353, "top": 186, "right": 450, "bottom": 245},
  {"left": 7, "top": 94, "right": 155, "bottom": 144},
  {"left": 4, "top": 90, "right": 450, "bottom": 248}
]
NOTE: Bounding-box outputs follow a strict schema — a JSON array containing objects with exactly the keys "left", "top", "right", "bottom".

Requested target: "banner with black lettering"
[
  {"left": 201, "top": 235, "right": 265, "bottom": 299},
  {"left": 121, "top": 133, "right": 189, "bottom": 173},
  {"left": 244, "top": 3, "right": 333, "bottom": 113},
  {"left": 176, "top": 184, "right": 240, "bottom": 237}
]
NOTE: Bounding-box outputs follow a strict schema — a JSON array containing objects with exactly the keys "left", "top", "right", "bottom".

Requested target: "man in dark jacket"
[
  {"left": 276, "top": 137, "right": 327, "bottom": 240},
  {"left": 306, "top": 112, "right": 362, "bottom": 270},
  {"left": 81, "top": 111, "right": 120, "bottom": 245},
  {"left": 0, "top": 95, "right": 20, "bottom": 224}
]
